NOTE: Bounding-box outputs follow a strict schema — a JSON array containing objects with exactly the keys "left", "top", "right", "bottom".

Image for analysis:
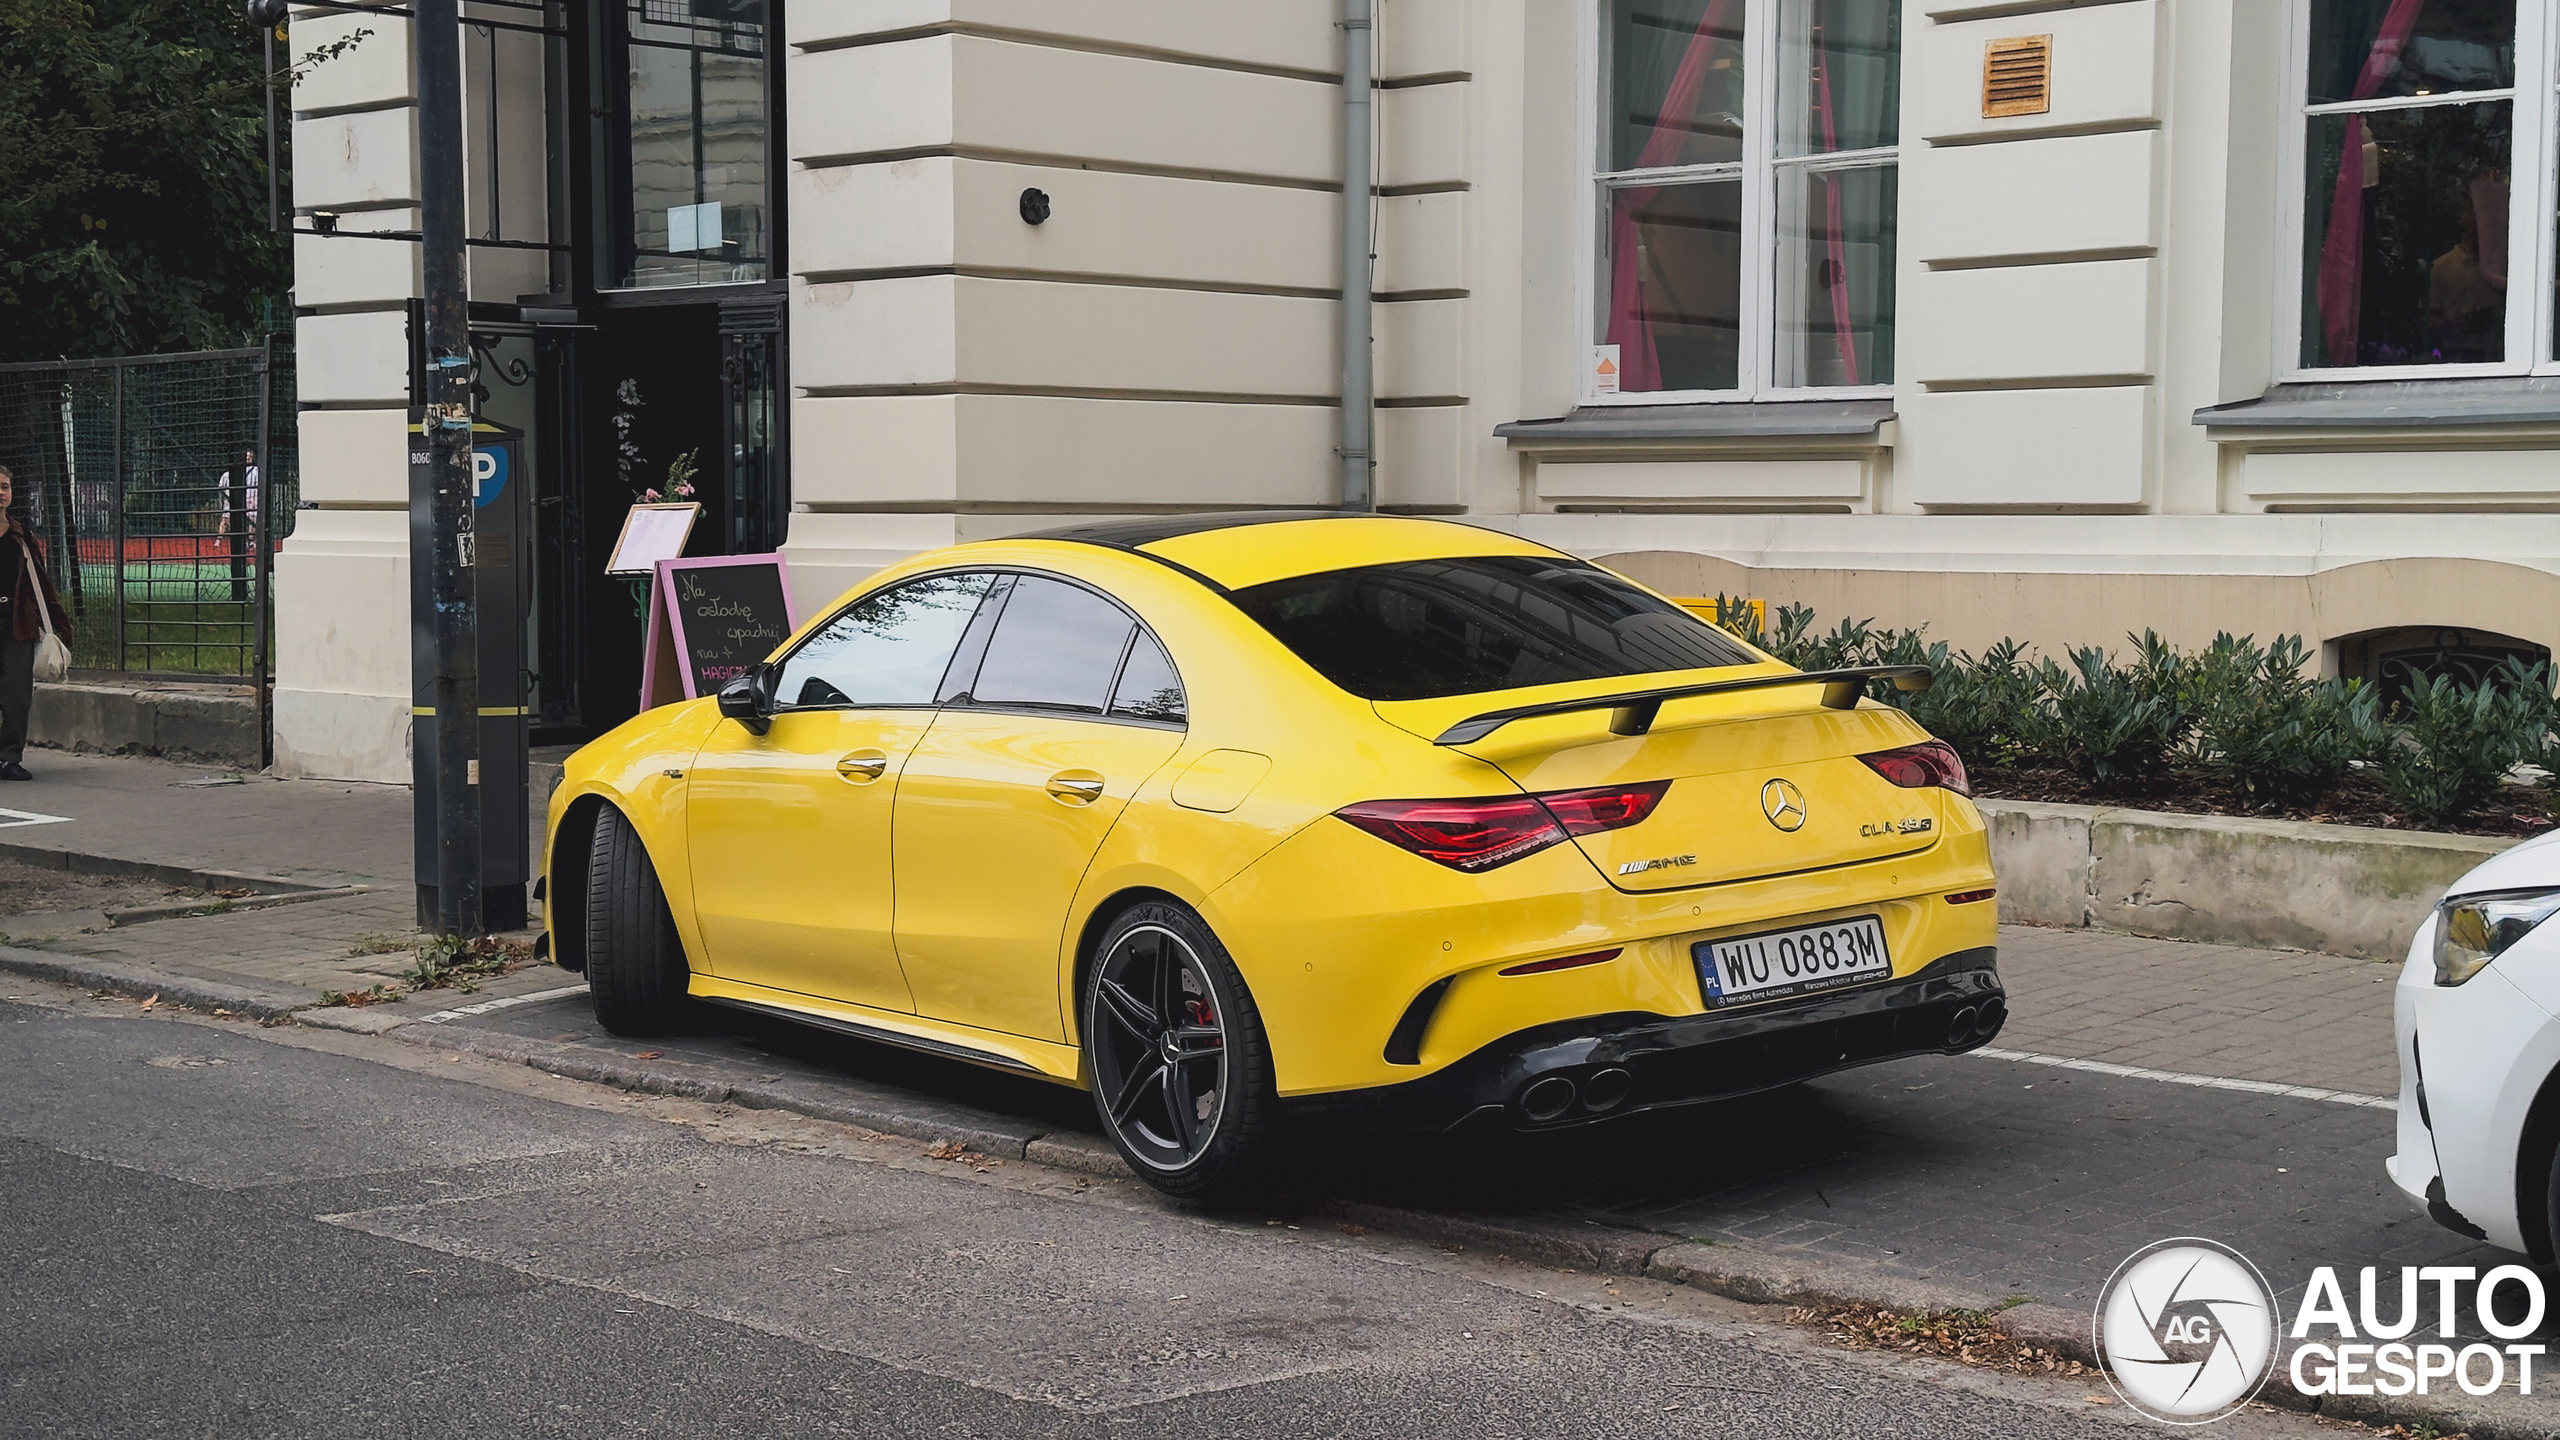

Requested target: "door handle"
[
  {"left": 836, "top": 749, "right": 889, "bottom": 783},
  {"left": 1045, "top": 770, "right": 1106, "bottom": 805}
]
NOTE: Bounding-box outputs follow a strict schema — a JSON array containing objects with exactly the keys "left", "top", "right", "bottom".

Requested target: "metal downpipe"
[{"left": 1339, "top": 0, "right": 1375, "bottom": 512}]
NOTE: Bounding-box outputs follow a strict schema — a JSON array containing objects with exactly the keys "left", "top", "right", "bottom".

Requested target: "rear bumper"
[{"left": 1282, "top": 946, "right": 2003, "bottom": 1132}]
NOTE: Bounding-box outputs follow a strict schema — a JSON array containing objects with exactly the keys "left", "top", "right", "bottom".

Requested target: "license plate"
[{"left": 1694, "top": 915, "right": 1891, "bottom": 1007}]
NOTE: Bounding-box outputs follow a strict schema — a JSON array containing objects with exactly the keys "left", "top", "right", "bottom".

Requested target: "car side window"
[
  {"left": 772, "top": 571, "right": 996, "bottom": 710},
  {"left": 965, "top": 575, "right": 1143, "bottom": 716},
  {"left": 1110, "top": 630, "right": 1186, "bottom": 723}
]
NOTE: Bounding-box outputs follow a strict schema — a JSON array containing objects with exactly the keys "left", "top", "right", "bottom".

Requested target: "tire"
[
  {"left": 1083, "top": 902, "right": 1282, "bottom": 1203},
  {"left": 2544, "top": 1139, "right": 2560, "bottom": 1265},
  {"left": 584, "top": 805, "right": 695, "bottom": 1036}
]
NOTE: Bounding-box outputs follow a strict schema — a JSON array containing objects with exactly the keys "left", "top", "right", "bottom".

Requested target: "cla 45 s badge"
[{"left": 1618, "top": 854, "right": 1699, "bottom": 877}]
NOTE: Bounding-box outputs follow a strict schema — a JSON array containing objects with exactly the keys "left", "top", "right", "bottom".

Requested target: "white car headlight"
[{"left": 2434, "top": 888, "right": 2560, "bottom": 986}]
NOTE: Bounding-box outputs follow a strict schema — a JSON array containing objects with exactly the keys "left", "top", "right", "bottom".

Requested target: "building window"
[
  {"left": 610, "top": 0, "right": 770, "bottom": 290},
  {"left": 1591, "top": 0, "right": 1900, "bottom": 402},
  {"left": 2288, "top": 0, "right": 2559, "bottom": 373}
]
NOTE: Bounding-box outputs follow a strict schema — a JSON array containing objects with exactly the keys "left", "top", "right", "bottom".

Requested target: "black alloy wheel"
[{"left": 1083, "top": 903, "right": 1278, "bottom": 1200}]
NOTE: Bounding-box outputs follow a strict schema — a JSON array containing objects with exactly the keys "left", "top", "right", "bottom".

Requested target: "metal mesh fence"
[{"left": 0, "top": 341, "right": 298, "bottom": 679}]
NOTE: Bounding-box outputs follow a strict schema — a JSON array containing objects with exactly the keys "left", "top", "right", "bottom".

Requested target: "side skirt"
[{"left": 689, "top": 976, "right": 1086, "bottom": 1086}]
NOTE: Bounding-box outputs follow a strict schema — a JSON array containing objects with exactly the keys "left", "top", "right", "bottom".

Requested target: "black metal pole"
[
  {"left": 264, "top": 23, "right": 280, "bottom": 232},
  {"left": 110, "top": 365, "right": 125, "bottom": 668},
  {"left": 419, "top": 0, "right": 482, "bottom": 937},
  {"left": 253, "top": 338, "right": 274, "bottom": 771}
]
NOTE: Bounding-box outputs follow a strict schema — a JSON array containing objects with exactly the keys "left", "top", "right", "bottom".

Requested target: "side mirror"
[{"left": 716, "top": 669, "right": 771, "bottom": 735}]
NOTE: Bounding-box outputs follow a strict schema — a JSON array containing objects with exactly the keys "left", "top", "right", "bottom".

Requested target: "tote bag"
[{"left": 15, "top": 535, "right": 69, "bottom": 683}]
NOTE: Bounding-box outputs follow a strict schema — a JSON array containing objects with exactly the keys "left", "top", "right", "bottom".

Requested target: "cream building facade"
[{"left": 279, "top": 0, "right": 2560, "bottom": 782}]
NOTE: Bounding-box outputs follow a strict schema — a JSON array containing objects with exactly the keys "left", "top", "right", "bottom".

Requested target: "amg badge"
[{"left": 1618, "top": 854, "right": 1699, "bottom": 876}]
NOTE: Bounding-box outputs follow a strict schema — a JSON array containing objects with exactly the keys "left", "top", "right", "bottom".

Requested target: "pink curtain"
[
  {"left": 1808, "top": 3, "right": 1860, "bottom": 384},
  {"left": 1604, "top": 1, "right": 1735, "bottom": 393},
  {"left": 2314, "top": 0, "right": 2430, "bottom": 365}
]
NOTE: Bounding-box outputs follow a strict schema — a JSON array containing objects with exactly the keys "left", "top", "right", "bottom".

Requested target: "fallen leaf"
[
  {"left": 1337, "top": 1222, "right": 1367, "bottom": 1237},
  {"left": 2085, "top": 1396, "right": 2114, "bottom": 1406},
  {"left": 632, "top": 1050, "right": 662, "bottom": 1060}
]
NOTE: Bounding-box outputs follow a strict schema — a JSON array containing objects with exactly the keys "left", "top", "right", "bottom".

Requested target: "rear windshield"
[{"left": 1231, "top": 555, "right": 1759, "bottom": 702}]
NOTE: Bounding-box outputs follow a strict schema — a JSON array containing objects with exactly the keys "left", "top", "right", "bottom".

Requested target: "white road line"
[
  {"left": 0, "top": 808, "right": 72, "bottom": 828},
  {"left": 1964, "top": 1045, "right": 2399, "bottom": 1111},
  {"left": 415, "top": 984, "right": 587, "bottom": 1025}
]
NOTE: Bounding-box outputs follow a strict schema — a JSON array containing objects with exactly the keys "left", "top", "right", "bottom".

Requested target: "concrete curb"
[
  {"left": 104, "top": 885, "right": 370, "bottom": 928},
  {"left": 0, "top": 944, "right": 308, "bottom": 1022},
  {"left": 0, "top": 841, "right": 352, "bottom": 899},
  {"left": 390, "top": 1023, "right": 1052, "bottom": 1161}
]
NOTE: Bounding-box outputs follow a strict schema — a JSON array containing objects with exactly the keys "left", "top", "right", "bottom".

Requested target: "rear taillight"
[
  {"left": 1859, "top": 740, "right": 1971, "bottom": 797},
  {"left": 1337, "top": 781, "right": 1670, "bottom": 872},
  {"left": 1335, "top": 797, "right": 1568, "bottom": 872},
  {"left": 1537, "top": 782, "right": 1670, "bottom": 836}
]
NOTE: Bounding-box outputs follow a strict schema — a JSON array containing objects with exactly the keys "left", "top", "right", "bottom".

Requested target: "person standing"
[
  {"left": 0, "top": 464, "right": 68, "bottom": 782},
  {"left": 217, "top": 447, "right": 260, "bottom": 603}
]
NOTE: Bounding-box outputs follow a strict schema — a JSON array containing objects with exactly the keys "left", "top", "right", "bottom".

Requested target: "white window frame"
[
  {"left": 2274, "top": 0, "right": 2560, "bottom": 381},
  {"left": 1576, "top": 0, "right": 1900, "bottom": 407}
]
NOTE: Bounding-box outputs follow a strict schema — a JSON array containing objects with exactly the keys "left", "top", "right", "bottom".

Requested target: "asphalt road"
[{"left": 0, "top": 982, "right": 2359, "bottom": 1440}]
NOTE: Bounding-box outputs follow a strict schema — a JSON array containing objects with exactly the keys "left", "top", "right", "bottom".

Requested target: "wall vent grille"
[{"left": 1982, "top": 35, "right": 2052, "bottom": 118}]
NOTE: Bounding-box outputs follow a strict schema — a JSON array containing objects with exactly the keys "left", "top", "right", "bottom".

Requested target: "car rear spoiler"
[{"left": 1432, "top": 665, "right": 1934, "bottom": 746}]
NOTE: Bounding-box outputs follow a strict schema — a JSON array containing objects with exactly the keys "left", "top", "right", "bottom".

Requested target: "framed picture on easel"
[{"left": 605, "top": 502, "right": 700, "bottom": 576}]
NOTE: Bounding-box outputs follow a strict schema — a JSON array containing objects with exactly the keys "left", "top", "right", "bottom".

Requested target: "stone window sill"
[
  {"left": 1495, "top": 399, "right": 1895, "bottom": 445},
  {"left": 2194, "top": 378, "right": 2560, "bottom": 434}
]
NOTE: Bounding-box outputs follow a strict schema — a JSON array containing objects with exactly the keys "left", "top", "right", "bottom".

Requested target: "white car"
[{"left": 2390, "top": 830, "right": 2560, "bottom": 1258}]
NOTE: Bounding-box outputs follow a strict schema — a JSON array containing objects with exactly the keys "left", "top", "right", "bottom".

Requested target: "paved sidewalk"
[
  {"left": 0, "top": 750, "right": 558, "bottom": 1021},
  {"left": 0, "top": 750, "right": 412, "bottom": 887}
]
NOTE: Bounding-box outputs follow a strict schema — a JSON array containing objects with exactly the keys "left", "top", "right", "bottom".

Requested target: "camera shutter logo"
[{"left": 2095, "top": 1239, "right": 2282, "bottom": 1424}]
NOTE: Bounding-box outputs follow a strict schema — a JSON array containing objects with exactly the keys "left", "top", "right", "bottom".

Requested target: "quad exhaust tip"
[
  {"left": 1582, "top": 1067, "right": 1633, "bottom": 1113},
  {"left": 1519, "top": 1075, "right": 1578, "bottom": 1122},
  {"left": 1943, "top": 998, "right": 2006, "bottom": 1050}
]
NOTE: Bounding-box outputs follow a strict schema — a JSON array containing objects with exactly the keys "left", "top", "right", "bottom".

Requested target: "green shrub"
[
  {"left": 2032, "top": 640, "right": 2187, "bottom": 786},
  {"left": 2371, "top": 669, "right": 2542, "bottom": 826},
  {"left": 1908, "top": 639, "right": 2043, "bottom": 769},
  {"left": 2186, "top": 634, "right": 2377, "bottom": 807}
]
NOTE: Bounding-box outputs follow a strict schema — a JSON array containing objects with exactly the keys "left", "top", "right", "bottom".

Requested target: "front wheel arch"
[
  {"left": 2515, "top": 1058, "right": 2560, "bottom": 1264},
  {"left": 547, "top": 793, "right": 612, "bottom": 973}
]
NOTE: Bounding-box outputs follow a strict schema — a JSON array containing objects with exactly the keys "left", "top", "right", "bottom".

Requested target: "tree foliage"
[{"left": 0, "top": 0, "right": 304, "bottom": 360}]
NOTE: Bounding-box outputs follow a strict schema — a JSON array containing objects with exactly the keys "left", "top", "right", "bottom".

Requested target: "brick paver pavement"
[{"left": 1993, "top": 924, "right": 2401, "bottom": 1097}]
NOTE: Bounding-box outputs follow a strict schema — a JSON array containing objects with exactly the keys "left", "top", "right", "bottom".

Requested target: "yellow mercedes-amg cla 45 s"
[{"left": 543, "top": 514, "right": 2003, "bottom": 1201}]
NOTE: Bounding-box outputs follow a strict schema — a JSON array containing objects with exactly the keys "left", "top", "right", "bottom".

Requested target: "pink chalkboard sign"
[{"left": 639, "top": 553, "right": 798, "bottom": 710}]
